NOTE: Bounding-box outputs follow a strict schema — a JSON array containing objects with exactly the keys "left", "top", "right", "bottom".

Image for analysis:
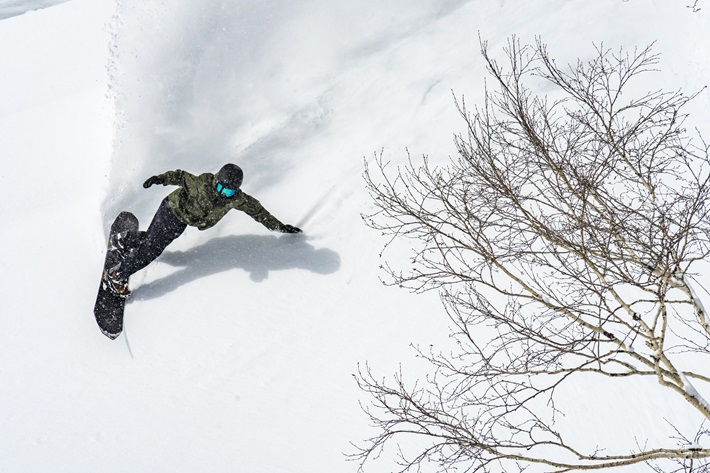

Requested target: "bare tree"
[
  {"left": 687, "top": 0, "right": 702, "bottom": 13},
  {"left": 356, "top": 37, "right": 710, "bottom": 472}
]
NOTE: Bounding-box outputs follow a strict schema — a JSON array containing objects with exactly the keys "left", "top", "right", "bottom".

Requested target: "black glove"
[
  {"left": 279, "top": 224, "right": 302, "bottom": 234},
  {"left": 143, "top": 175, "right": 164, "bottom": 188}
]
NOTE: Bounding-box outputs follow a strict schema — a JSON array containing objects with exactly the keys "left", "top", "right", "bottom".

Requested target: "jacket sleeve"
[
  {"left": 157, "top": 169, "right": 193, "bottom": 187},
  {"left": 239, "top": 192, "right": 284, "bottom": 231}
]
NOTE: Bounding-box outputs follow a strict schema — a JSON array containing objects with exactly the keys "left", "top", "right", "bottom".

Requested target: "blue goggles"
[{"left": 216, "top": 182, "right": 237, "bottom": 198}]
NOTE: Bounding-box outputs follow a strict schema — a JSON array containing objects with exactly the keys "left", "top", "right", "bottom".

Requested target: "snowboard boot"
[{"left": 102, "top": 263, "right": 130, "bottom": 298}]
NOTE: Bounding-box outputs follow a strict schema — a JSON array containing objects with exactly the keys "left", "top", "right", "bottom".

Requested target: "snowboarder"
[{"left": 102, "top": 163, "right": 302, "bottom": 296}]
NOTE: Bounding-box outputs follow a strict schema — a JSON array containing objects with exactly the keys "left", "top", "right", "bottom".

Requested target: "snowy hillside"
[
  {"left": 0, "top": 0, "right": 71, "bottom": 20},
  {"left": 0, "top": 0, "right": 708, "bottom": 472}
]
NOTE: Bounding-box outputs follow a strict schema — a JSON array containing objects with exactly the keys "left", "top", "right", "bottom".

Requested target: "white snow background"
[{"left": 0, "top": 0, "right": 708, "bottom": 472}]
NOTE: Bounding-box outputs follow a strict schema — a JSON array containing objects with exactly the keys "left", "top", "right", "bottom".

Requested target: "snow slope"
[
  {"left": 0, "top": 0, "right": 708, "bottom": 472},
  {"left": 0, "top": 0, "right": 71, "bottom": 20}
]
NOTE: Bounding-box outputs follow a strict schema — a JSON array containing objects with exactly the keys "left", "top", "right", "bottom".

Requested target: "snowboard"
[{"left": 94, "top": 211, "right": 139, "bottom": 340}]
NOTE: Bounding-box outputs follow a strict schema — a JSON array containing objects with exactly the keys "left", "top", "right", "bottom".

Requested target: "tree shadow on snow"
[{"left": 129, "top": 234, "right": 340, "bottom": 302}]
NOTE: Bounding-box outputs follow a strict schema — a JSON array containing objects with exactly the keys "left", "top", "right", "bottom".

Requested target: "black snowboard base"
[{"left": 94, "top": 211, "right": 139, "bottom": 340}]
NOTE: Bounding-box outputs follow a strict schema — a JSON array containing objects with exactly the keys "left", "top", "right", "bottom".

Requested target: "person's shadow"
[{"left": 129, "top": 234, "right": 340, "bottom": 302}]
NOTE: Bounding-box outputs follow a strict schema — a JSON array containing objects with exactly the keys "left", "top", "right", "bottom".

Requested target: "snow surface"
[
  {"left": 0, "top": 0, "right": 709, "bottom": 472},
  {"left": 0, "top": 0, "right": 71, "bottom": 20}
]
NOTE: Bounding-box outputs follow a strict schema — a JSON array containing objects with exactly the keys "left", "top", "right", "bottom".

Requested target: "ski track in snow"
[{"left": 0, "top": 0, "right": 709, "bottom": 472}]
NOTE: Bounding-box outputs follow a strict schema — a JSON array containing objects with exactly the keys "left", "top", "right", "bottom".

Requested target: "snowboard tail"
[{"left": 93, "top": 211, "right": 139, "bottom": 339}]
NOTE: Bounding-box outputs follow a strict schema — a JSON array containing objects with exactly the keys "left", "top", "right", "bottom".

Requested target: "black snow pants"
[{"left": 117, "top": 197, "right": 187, "bottom": 279}]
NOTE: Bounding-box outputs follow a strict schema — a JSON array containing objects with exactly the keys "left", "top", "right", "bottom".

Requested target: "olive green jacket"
[{"left": 156, "top": 169, "right": 283, "bottom": 231}]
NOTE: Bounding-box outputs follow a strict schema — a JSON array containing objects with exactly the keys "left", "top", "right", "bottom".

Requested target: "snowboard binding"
[{"left": 102, "top": 263, "right": 131, "bottom": 298}]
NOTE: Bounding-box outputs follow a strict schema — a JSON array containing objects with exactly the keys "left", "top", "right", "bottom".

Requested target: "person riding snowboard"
[{"left": 103, "top": 163, "right": 302, "bottom": 296}]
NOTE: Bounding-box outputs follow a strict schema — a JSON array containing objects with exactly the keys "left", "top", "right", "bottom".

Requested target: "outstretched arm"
[
  {"left": 143, "top": 169, "right": 193, "bottom": 188},
  {"left": 240, "top": 192, "right": 302, "bottom": 233}
]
